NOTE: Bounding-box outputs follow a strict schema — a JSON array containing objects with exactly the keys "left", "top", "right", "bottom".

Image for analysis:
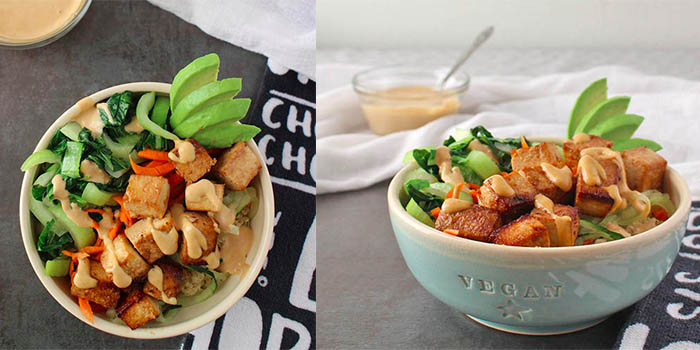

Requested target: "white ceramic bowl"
[{"left": 19, "top": 82, "right": 275, "bottom": 338}]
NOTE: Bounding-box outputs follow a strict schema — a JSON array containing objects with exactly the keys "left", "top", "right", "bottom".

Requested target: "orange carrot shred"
[
  {"left": 68, "top": 259, "right": 74, "bottom": 276},
  {"left": 470, "top": 190, "right": 478, "bottom": 203},
  {"left": 78, "top": 297, "right": 94, "bottom": 323},
  {"left": 108, "top": 221, "right": 122, "bottom": 240},
  {"left": 80, "top": 245, "right": 104, "bottom": 255},
  {"left": 137, "top": 149, "right": 171, "bottom": 162},
  {"left": 520, "top": 136, "right": 529, "bottom": 149},
  {"left": 84, "top": 208, "right": 104, "bottom": 214},
  {"left": 499, "top": 171, "right": 508, "bottom": 177},
  {"left": 130, "top": 155, "right": 175, "bottom": 176},
  {"left": 583, "top": 239, "right": 595, "bottom": 245},
  {"left": 446, "top": 182, "right": 467, "bottom": 200},
  {"left": 430, "top": 207, "right": 441, "bottom": 218},
  {"left": 443, "top": 229, "right": 459, "bottom": 236},
  {"left": 467, "top": 183, "right": 480, "bottom": 190},
  {"left": 652, "top": 207, "right": 669, "bottom": 221}
]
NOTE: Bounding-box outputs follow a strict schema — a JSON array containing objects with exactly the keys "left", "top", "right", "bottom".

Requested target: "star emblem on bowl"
[{"left": 496, "top": 299, "right": 532, "bottom": 321}]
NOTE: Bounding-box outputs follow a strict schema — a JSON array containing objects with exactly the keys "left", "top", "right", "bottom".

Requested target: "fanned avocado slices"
[
  {"left": 170, "top": 53, "right": 220, "bottom": 111},
  {"left": 173, "top": 99, "right": 251, "bottom": 138},
  {"left": 192, "top": 121, "right": 261, "bottom": 149},
  {"left": 568, "top": 78, "right": 607, "bottom": 138},
  {"left": 151, "top": 95, "right": 170, "bottom": 127},
  {"left": 612, "top": 138, "right": 662, "bottom": 152},
  {"left": 169, "top": 78, "right": 242, "bottom": 129},
  {"left": 587, "top": 114, "right": 644, "bottom": 141},
  {"left": 573, "top": 96, "right": 630, "bottom": 135}
]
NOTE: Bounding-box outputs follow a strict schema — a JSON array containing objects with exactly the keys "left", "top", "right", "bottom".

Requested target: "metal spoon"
[{"left": 439, "top": 26, "right": 494, "bottom": 89}]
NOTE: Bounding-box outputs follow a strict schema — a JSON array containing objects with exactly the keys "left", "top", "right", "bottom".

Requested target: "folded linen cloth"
[
  {"left": 317, "top": 65, "right": 700, "bottom": 197},
  {"left": 147, "top": 0, "right": 316, "bottom": 80}
]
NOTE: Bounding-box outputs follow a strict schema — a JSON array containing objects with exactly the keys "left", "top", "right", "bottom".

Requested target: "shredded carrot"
[
  {"left": 470, "top": 190, "right": 479, "bottom": 203},
  {"left": 84, "top": 208, "right": 104, "bottom": 214},
  {"left": 652, "top": 207, "right": 669, "bottom": 221},
  {"left": 583, "top": 239, "right": 595, "bottom": 245},
  {"left": 90, "top": 220, "right": 99, "bottom": 230},
  {"left": 62, "top": 250, "right": 89, "bottom": 261},
  {"left": 446, "top": 182, "right": 467, "bottom": 199},
  {"left": 145, "top": 160, "right": 168, "bottom": 168},
  {"left": 137, "top": 149, "right": 171, "bottom": 162},
  {"left": 430, "top": 207, "right": 441, "bottom": 218},
  {"left": 467, "top": 183, "right": 480, "bottom": 190},
  {"left": 130, "top": 155, "right": 175, "bottom": 176},
  {"left": 78, "top": 297, "right": 94, "bottom": 323},
  {"left": 520, "top": 136, "right": 529, "bottom": 149},
  {"left": 80, "top": 245, "right": 104, "bottom": 255},
  {"left": 499, "top": 171, "right": 508, "bottom": 177},
  {"left": 443, "top": 229, "right": 459, "bottom": 236},
  {"left": 108, "top": 221, "right": 122, "bottom": 240},
  {"left": 69, "top": 259, "right": 75, "bottom": 277},
  {"left": 112, "top": 195, "right": 133, "bottom": 226}
]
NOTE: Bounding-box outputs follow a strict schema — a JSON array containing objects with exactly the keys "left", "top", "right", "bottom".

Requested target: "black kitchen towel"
[
  {"left": 181, "top": 60, "right": 316, "bottom": 350},
  {"left": 615, "top": 201, "right": 700, "bottom": 349}
]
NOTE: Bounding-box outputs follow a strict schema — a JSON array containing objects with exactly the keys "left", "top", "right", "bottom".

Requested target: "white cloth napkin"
[
  {"left": 147, "top": 0, "right": 316, "bottom": 79},
  {"left": 317, "top": 65, "right": 700, "bottom": 198}
]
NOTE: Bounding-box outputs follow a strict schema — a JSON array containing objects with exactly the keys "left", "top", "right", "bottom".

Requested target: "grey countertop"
[
  {"left": 0, "top": 1, "right": 265, "bottom": 348},
  {"left": 316, "top": 48, "right": 700, "bottom": 349}
]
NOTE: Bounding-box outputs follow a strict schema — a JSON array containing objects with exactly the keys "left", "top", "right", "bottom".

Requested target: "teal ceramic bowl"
[{"left": 387, "top": 150, "right": 691, "bottom": 335}]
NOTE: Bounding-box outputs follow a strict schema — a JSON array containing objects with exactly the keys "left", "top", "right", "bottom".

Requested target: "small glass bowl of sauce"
[
  {"left": 0, "top": 0, "right": 92, "bottom": 49},
  {"left": 352, "top": 65, "right": 470, "bottom": 135}
]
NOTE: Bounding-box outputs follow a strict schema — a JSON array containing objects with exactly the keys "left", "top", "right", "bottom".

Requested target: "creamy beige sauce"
[
  {"left": 488, "top": 174, "right": 515, "bottom": 197},
  {"left": 186, "top": 180, "right": 221, "bottom": 211},
  {"left": 468, "top": 139, "right": 498, "bottom": 163},
  {"left": 603, "top": 184, "right": 625, "bottom": 213},
  {"left": 73, "top": 257, "right": 97, "bottom": 289},
  {"left": 217, "top": 226, "right": 254, "bottom": 275},
  {"left": 361, "top": 86, "right": 460, "bottom": 135},
  {"left": 203, "top": 246, "right": 221, "bottom": 270},
  {"left": 541, "top": 162, "right": 573, "bottom": 192},
  {"left": 147, "top": 266, "right": 177, "bottom": 305},
  {"left": 578, "top": 155, "right": 607, "bottom": 186},
  {"left": 124, "top": 116, "right": 144, "bottom": 133},
  {"left": 51, "top": 175, "right": 93, "bottom": 228},
  {"left": 0, "top": 0, "right": 84, "bottom": 43},
  {"left": 441, "top": 198, "right": 472, "bottom": 214},
  {"left": 97, "top": 208, "right": 132, "bottom": 288},
  {"left": 572, "top": 133, "right": 591, "bottom": 143},
  {"left": 149, "top": 216, "right": 179, "bottom": 255},
  {"left": 172, "top": 203, "right": 208, "bottom": 259},
  {"left": 534, "top": 194, "right": 574, "bottom": 246},
  {"left": 71, "top": 98, "right": 104, "bottom": 138},
  {"left": 169, "top": 140, "right": 196, "bottom": 163},
  {"left": 435, "top": 146, "right": 464, "bottom": 185},
  {"left": 80, "top": 160, "right": 110, "bottom": 184}
]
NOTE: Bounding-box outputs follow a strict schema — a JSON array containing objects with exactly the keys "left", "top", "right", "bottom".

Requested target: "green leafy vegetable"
[
  {"left": 21, "top": 149, "right": 62, "bottom": 172},
  {"left": 37, "top": 219, "right": 74, "bottom": 260},
  {"left": 137, "top": 92, "right": 179, "bottom": 141},
  {"left": 60, "top": 141, "right": 84, "bottom": 178},
  {"left": 102, "top": 91, "right": 134, "bottom": 126},
  {"left": 404, "top": 179, "right": 444, "bottom": 213},
  {"left": 48, "top": 129, "right": 69, "bottom": 155},
  {"left": 580, "top": 219, "right": 624, "bottom": 241},
  {"left": 44, "top": 258, "right": 71, "bottom": 277},
  {"left": 469, "top": 126, "right": 522, "bottom": 172},
  {"left": 79, "top": 128, "right": 129, "bottom": 172}
]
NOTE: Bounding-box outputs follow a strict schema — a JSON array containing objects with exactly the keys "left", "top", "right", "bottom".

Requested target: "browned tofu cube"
[
  {"left": 574, "top": 155, "right": 622, "bottom": 217},
  {"left": 621, "top": 147, "right": 667, "bottom": 191},
  {"left": 70, "top": 260, "right": 120, "bottom": 309},
  {"left": 489, "top": 214, "right": 551, "bottom": 247},
  {"left": 562, "top": 134, "right": 613, "bottom": 170},
  {"left": 434, "top": 205, "right": 502, "bottom": 241},
  {"left": 531, "top": 205, "right": 580, "bottom": 247},
  {"left": 124, "top": 175, "right": 170, "bottom": 219},
  {"left": 186, "top": 182, "right": 225, "bottom": 211},
  {"left": 179, "top": 212, "right": 219, "bottom": 265},
  {"left": 105, "top": 234, "right": 151, "bottom": 279},
  {"left": 173, "top": 139, "right": 216, "bottom": 183},
  {"left": 117, "top": 289, "right": 160, "bottom": 329},
  {"left": 213, "top": 142, "right": 262, "bottom": 191},
  {"left": 124, "top": 213, "right": 174, "bottom": 264},
  {"left": 143, "top": 261, "right": 182, "bottom": 303},
  {"left": 518, "top": 166, "right": 573, "bottom": 203},
  {"left": 478, "top": 172, "right": 537, "bottom": 220},
  {"left": 511, "top": 142, "right": 563, "bottom": 172}
]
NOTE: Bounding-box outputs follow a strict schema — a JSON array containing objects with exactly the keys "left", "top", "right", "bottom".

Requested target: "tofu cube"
[
  {"left": 124, "top": 175, "right": 170, "bottom": 219},
  {"left": 124, "top": 213, "right": 174, "bottom": 264},
  {"left": 621, "top": 147, "right": 667, "bottom": 191},
  {"left": 518, "top": 166, "right": 573, "bottom": 203},
  {"left": 434, "top": 205, "right": 502, "bottom": 242},
  {"left": 179, "top": 211, "right": 219, "bottom": 265},
  {"left": 478, "top": 172, "right": 537, "bottom": 220},
  {"left": 213, "top": 142, "right": 262, "bottom": 191},
  {"left": 117, "top": 289, "right": 160, "bottom": 329},
  {"left": 562, "top": 134, "right": 613, "bottom": 170},
  {"left": 186, "top": 182, "right": 225, "bottom": 212},
  {"left": 143, "top": 261, "right": 182, "bottom": 303},
  {"left": 574, "top": 155, "right": 622, "bottom": 217},
  {"left": 489, "top": 214, "right": 551, "bottom": 247},
  {"left": 173, "top": 139, "right": 216, "bottom": 183},
  {"left": 531, "top": 205, "right": 580, "bottom": 247},
  {"left": 70, "top": 260, "right": 120, "bottom": 309},
  {"left": 105, "top": 234, "right": 151, "bottom": 279},
  {"left": 511, "top": 142, "right": 564, "bottom": 172}
]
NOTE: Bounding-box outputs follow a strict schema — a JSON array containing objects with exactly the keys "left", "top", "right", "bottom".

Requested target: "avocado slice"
[
  {"left": 170, "top": 53, "right": 220, "bottom": 111},
  {"left": 173, "top": 99, "right": 251, "bottom": 138},
  {"left": 611, "top": 138, "right": 662, "bottom": 152},
  {"left": 151, "top": 95, "right": 170, "bottom": 127},
  {"left": 169, "top": 78, "right": 242, "bottom": 129},
  {"left": 192, "top": 120, "right": 260, "bottom": 149},
  {"left": 574, "top": 96, "right": 631, "bottom": 135},
  {"left": 587, "top": 114, "right": 644, "bottom": 141},
  {"left": 568, "top": 78, "right": 607, "bottom": 138}
]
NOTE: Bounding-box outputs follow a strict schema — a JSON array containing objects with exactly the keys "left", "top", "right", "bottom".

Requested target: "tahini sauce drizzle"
[
  {"left": 172, "top": 203, "right": 208, "bottom": 259},
  {"left": 71, "top": 97, "right": 104, "bottom": 138},
  {"left": 149, "top": 216, "right": 179, "bottom": 255},
  {"left": 218, "top": 226, "right": 254, "bottom": 276},
  {"left": 98, "top": 208, "right": 132, "bottom": 288},
  {"left": 169, "top": 140, "right": 196, "bottom": 163},
  {"left": 124, "top": 116, "right": 144, "bottom": 133},
  {"left": 578, "top": 155, "right": 606, "bottom": 186},
  {"left": 534, "top": 194, "right": 573, "bottom": 246},
  {"left": 541, "top": 162, "right": 573, "bottom": 192},
  {"left": 441, "top": 198, "right": 472, "bottom": 214},
  {"left": 147, "top": 266, "right": 177, "bottom": 305},
  {"left": 80, "top": 160, "right": 110, "bottom": 184},
  {"left": 468, "top": 139, "right": 499, "bottom": 163},
  {"left": 434, "top": 146, "right": 464, "bottom": 185},
  {"left": 487, "top": 174, "right": 515, "bottom": 197},
  {"left": 73, "top": 258, "right": 97, "bottom": 289},
  {"left": 572, "top": 133, "right": 591, "bottom": 143},
  {"left": 51, "top": 175, "right": 93, "bottom": 228}
]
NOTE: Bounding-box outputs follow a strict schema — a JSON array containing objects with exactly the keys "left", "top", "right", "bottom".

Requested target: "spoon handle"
[{"left": 440, "top": 26, "right": 494, "bottom": 88}]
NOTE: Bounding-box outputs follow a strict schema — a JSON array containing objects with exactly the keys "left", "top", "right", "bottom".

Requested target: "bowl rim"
[
  {"left": 352, "top": 63, "right": 471, "bottom": 98},
  {"left": 387, "top": 136, "right": 692, "bottom": 256},
  {"left": 18, "top": 82, "right": 275, "bottom": 339}
]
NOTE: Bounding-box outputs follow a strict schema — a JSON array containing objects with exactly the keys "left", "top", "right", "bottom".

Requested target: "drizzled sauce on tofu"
[
  {"left": 73, "top": 257, "right": 97, "bottom": 289},
  {"left": 578, "top": 155, "right": 606, "bottom": 186},
  {"left": 72, "top": 97, "right": 104, "bottom": 138},
  {"left": 98, "top": 208, "right": 133, "bottom": 288},
  {"left": 541, "top": 162, "right": 573, "bottom": 192},
  {"left": 203, "top": 246, "right": 221, "bottom": 270},
  {"left": 488, "top": 174, "right": 515, "bottom": 197},
  {"left": 441, "top": 198, "right": 472, "bottom": 214},
  {"left": 172, "top": 204, "right": 208, "bottom": 259},
  {"left": 468, "top": 139, "right": 499, "bottom": 163},
  {"left": 80, "top": 160, "right": 110, "bottom": 184},
  {"left": 169, "top": 140, "right": 196, "bottom": 163},
  {"left": 148, "top": 216, "right": 179, "bottom": 255},
  {"left": 572, "top": 133, "right": 591, "bottom": 143},
  {"left": 218, "top": 226, "right": 254, "bottom": 276},
  {"left": 435, "top": 146, "right": 465, "bottom": 185},
  {"left": 147, "top": 266, "right": 177, "bottom": 305},
  {"left": 187, "top": 179, "right": 237, "bottom": 233},
  {"left": 51, "top": 175, "right": 93, "bottom": 228},
  {"left": 534, "top": 194, "right": 573, "bottom": 246}
]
